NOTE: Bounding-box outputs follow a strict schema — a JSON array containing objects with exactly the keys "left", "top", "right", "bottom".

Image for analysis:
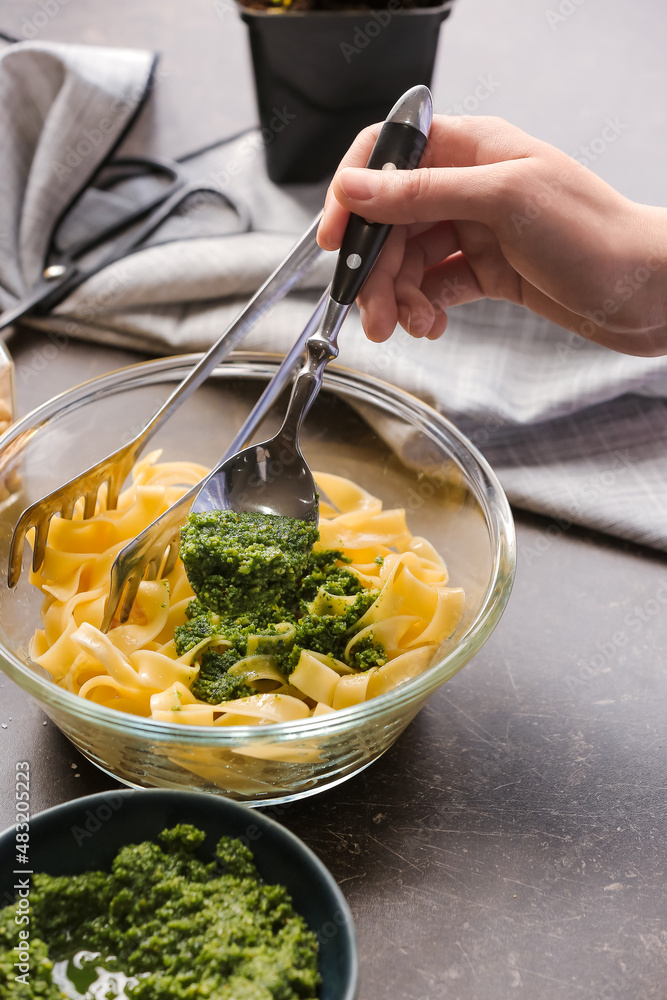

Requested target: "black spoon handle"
[{"left": 330, "top": 86, "right": 433, "bottom": 306}]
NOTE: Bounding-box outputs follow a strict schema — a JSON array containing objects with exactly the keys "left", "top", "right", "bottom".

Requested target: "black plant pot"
[{"left": 239, "top": 1, "right": 454, "bottom": 183}]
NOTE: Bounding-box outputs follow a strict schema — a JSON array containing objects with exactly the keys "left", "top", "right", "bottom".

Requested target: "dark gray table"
[{"left": 1, "top": 2, "right": 666, "bottom": 998}]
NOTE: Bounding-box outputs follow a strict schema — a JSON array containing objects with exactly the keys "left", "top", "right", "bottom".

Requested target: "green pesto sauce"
[
  {"left": 180, "top": 511, "right": 319, "bottom": 618},
  {"left": 0, "top": 825, "right": 320, "bottom": 1000},
  {"left": 177, "top": 516, "right": 387, "bottom": 704}
]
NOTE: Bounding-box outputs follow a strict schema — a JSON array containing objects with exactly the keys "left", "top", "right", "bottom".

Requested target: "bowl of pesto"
[
  {"left": 0, "top": 353, "right": 515, "bottom": 803},
  {"left": 0, "top": 788, "right": 357, "bottom": 1000}
]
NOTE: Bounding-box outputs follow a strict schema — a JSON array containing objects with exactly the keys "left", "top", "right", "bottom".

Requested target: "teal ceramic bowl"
[{"left": 0, "top": 788, "right": 357, "bottom": 1000}]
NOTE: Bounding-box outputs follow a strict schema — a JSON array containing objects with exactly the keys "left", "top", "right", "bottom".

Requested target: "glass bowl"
[{"left": 0, "top": 353, "right": 515, "bottom": 805}]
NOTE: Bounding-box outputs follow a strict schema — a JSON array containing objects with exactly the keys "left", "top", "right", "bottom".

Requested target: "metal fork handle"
[
  {"left": 128, "top": 212, "right": 324, "bottom": 454},
  {"left": 101, "top": 289, "right": 329, "bottom": 632}
]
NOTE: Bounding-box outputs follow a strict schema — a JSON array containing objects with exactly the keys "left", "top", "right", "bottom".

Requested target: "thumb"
[{"left": 333, "top": 163, "right": 515, "bottom": 226}]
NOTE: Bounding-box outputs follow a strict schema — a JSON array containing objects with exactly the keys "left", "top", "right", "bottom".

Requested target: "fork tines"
[{"left": 8, "top": 446, "right": 137, "bottom": 589}]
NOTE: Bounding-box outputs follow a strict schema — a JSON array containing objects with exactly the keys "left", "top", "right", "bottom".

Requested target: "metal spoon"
[{"left": 190, "top": 84, "right": 433, "bottom": 523}]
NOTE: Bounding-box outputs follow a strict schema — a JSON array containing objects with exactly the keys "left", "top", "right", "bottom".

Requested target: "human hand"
[{"left": 317, "top": 116, "right": 667, "bottom": 357}]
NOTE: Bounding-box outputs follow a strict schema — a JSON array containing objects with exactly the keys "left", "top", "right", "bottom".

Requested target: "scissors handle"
[
  {"left": 90, "top": 181, "right": 248, "bottom": 272},
  {"left": 0, "top": 155, "right": 249, "bottom": 335},
  {"left": 56, "top": 156, "right": 185, "bottom": 262}
]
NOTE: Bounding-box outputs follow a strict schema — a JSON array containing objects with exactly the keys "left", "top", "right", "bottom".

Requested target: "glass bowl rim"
[{"left": 0, "top": 351, "right": 516, "bottom": 744}]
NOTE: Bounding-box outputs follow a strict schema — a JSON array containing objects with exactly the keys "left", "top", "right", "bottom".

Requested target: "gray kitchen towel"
[{"left": 1, "top": 40, "right": 666, "bottom": 552}]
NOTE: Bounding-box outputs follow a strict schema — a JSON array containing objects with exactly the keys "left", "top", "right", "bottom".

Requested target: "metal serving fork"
[{"left": 7, "top": 214, "right": 324, "bottom": 590}]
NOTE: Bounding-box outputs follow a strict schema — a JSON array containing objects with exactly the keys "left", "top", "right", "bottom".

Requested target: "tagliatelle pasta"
[{"left": 29, "top": 453, "right": 465, "bottom": 726}]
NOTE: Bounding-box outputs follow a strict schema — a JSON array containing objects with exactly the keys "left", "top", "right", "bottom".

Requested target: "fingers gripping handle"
[{"left": 330, "top": 120, "right": 429, "bottom": 306}]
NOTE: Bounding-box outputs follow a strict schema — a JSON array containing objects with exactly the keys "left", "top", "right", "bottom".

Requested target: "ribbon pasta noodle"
[{"left": 29, "top": 453, "right": 465, "bottom": 726}]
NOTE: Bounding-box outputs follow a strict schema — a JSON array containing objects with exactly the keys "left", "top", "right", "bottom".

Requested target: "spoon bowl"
[
  {"left": 191, "top": 434, "right": 318, "bottom": 522},
  {"left": 191, "top": 301, "right": 346, "bottom": 521}
]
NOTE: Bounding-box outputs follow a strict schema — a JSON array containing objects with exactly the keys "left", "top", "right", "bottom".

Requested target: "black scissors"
[{"left": 0, "top": 153, "right": 250, "bottom": 334}]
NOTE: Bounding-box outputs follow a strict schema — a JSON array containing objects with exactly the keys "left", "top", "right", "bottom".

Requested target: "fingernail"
[
  {"left": 410, "top": 306, "right": 435, "bottom": 338},
  {"left": 397, "top": 305, "right": 411, "bottom": 330},
  {"left": 359, "top": 306, "right": 378, "bottom": 341},
  {"left": 338, "top": 168, "right": 381, "bottom": 201}
]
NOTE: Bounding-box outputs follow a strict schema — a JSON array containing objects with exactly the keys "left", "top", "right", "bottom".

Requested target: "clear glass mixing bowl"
[{"left": 0, "top": 354, "right": 515, "bottom": 805}]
